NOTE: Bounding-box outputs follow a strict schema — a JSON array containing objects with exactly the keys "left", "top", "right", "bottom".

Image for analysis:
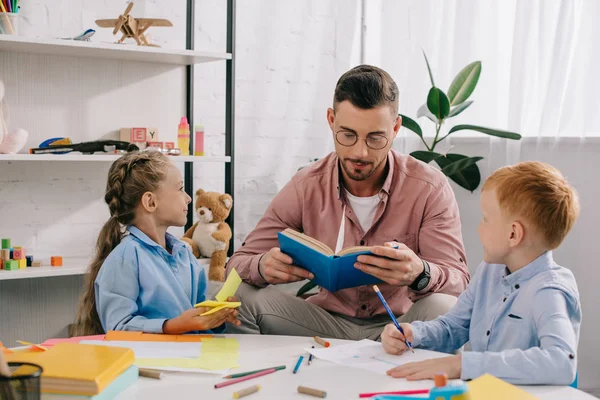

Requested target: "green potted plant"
[{"left": 401, "top": 51, "right": 521, "bottom": 191}]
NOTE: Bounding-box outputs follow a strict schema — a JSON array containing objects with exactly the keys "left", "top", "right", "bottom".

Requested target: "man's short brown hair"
[
  {"left": 483, "top": 161, "right": 580, "bottom": 249},
  {"left": 333, "top": 65, "right": 399, "bottom": 115}
]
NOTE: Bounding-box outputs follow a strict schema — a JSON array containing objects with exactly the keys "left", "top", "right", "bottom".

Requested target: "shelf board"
[
  {"left": 0, "top": 35, "right": 231, "bottom": 65},
  {"left": 0, "top": 154, "right": 231, "bottom": 162},
  {"left": 0, "top": 257, "right": 213, "bottom": 281}
]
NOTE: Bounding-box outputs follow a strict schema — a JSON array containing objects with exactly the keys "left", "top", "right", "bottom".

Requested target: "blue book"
[
  {"left": 277, "top": 229, "right": 382, "bottom": 292},
  {"left": 44, "top": 365, "right": 139, "bottom": 400}
]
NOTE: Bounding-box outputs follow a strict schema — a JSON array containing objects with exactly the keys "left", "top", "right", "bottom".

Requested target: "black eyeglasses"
[{"left": 335, "top": 131, "right": 389, "bottom": 150}]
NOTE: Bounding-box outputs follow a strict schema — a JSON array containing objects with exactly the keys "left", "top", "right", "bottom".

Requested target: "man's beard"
[{"left": 341, "top": 158, "right": 379, "bottom": 181}]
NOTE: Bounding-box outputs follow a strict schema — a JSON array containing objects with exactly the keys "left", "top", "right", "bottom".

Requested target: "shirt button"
[
  {"left": 569, "top": 354, "right": 575, "bottom": 359},
  {"left": 503, "top": 297, "right": 507, "bottom": 302},
  {"left": 486, "top": 330, "right": 491, "bottom": 336},
  {"left": 515, "top": 284, "right": 520, "bottom": 289},
  {"left": 360, "top": 240, "right": 365, "bottom": 245},
  {"left": 361, "top": 305, "right": 367, "bottom": 310}
]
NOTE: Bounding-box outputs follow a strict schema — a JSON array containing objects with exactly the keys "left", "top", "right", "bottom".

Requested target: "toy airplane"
[
  {"left": 95, "top": 2, "right": 173, "bottom": 47},
  {"left": 30, "top": 139, "right": 139, "bottom": 155},
  {"left": 60, "top": 29, "right": 96, "bottom": 41}
]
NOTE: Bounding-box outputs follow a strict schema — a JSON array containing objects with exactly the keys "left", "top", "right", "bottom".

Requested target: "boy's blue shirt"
[
  {"left": 95, "top": 225, "right": 225, "bottom": 334},
  {"left": 411, "top": 251, "right": 580, "bottom": 385}
]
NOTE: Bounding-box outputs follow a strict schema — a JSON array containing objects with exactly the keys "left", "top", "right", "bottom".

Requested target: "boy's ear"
[
  {"left": 508, "top": 221, "right": 525, "bottom": 247},
  {"left": 140, "top": 191, "right": 157, "bottom": 212}
]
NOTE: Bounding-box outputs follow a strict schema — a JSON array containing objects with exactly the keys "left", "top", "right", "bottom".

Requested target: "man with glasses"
[{"left": 226, "top": 65, "right": 470, "bottom": 340}]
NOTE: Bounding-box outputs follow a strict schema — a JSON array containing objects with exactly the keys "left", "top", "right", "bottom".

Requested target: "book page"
[
  {"left": 281, "top": 229, "right": 334, "bottom": 256},
  {"left": 336, "top": 245, "right": 371, "bottom": 256}
]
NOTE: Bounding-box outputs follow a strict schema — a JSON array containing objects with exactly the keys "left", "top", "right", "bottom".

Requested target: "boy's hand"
[
  {"left": 382, "top": 323, "right": 414, "bottom": 355},
  {"left": 163, "top": 306, "right": 239, "bottom": 334},
  {"left": 386, "top": 354, "right": 462, "bottom": 380}
]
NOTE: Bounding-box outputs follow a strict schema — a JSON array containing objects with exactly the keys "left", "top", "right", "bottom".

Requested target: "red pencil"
[
  {"left": 359, "top": 389, "right": 430, "bottom": 398},
  {"left": 214, "top": 368, "right": 277, "bottom": 389}
]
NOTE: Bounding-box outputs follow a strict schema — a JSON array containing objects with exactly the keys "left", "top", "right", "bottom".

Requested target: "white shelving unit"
[
  {"left": 0, "top": 258, "right": 213, "bottom": 281},
  {"left": 0, "top": 35, "right": 231, "bottom": 65},
  {"left": 0, "top": 154, "right": 231, "bottom": 162}
]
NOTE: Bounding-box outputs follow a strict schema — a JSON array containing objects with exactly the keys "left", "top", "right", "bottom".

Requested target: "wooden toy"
[
  {"left": 95, "top": 3, "right": 173, "bottom": 47},
  {"left": 51, "top": 256, "right": 63, "bottom": 267},
  {"left": 12, "top": 248, "right": 23, "bottom": 259},
  {"left": 18, "top": 259, "right": 26, "bottom": 269},
  {"left": 4, "top": 260, "right": 19, "bottom": 271},
  {"left": 0, "top": 259, "right": 3, "bottom": 270},
  {"left": 119, "top": 127, "right": 159, "bottom": 149},
  {"left": 0, "top": 249, "right": 9, "bottom": 260},
  {"left": 26, "top": 255, "right": 33, "bottom": 267},
  {"left": 32, "top": 261, "right": 42, "bottom": 267},
  {"left": 1, "top": 239, "right": 10, "bottom": 249}
]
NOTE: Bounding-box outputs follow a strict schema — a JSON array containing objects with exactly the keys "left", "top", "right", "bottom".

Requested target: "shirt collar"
[
  {"left": 334, "top": 151, "right": 395, "bottom": 199},
  {"left": 501, "top": 251, "right": 553, "bottom": 286},
  {"left": 128, "top": 225, "right": 184, "bottom": 254}
]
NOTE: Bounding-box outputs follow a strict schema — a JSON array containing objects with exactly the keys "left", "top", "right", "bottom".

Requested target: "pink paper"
[{"left": 41, "top": 334, "right": 105, "bottom": 347}]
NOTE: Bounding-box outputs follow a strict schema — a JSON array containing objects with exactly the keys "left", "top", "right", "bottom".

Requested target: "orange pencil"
[{"left": 313, "top": 336, "right": 330, "bottom": 348}]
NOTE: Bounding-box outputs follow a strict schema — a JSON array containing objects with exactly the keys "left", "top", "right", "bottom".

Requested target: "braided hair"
[{"left": 73, "top": 151, "right": 170, "bottom": 335}]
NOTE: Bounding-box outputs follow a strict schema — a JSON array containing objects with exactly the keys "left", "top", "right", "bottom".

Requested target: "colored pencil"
[
  {"left": 308, "top": 346, "right": 314, "bottom": 365},
  {"left": 373, "top": 285, "right": 414, "bottom": 353},
  {"left": 233, "top": 385, "right": 261, "bottom": 399},
  {"left": 214, "top": 368, "right": 276, "bottom": 389},
  {"left": 313, "top": 336, "right": 330, "bottom": 348},
  {"left": 359, "top": 389, "right": 430, "bottom": 398},
  {"left": 223, "top": 365, "right": 286, "bottom": 379},
  {"left": 292, "top": 355, "right": 304, "bottom": 374}
]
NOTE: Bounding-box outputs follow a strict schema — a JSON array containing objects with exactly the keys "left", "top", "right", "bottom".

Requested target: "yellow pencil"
[{"left": 0, "top": 2, "right": 7, "bottom": 12}]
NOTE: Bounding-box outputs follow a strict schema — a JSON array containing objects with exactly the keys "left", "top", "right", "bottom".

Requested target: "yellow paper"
[
  {"left": 135, "top": 338, "right": 240, "bottom": 371},
  {"left": 467, "top": 374, "right": 538, "bottom": 400},
  {"left": 215, "top": 268, "right": 242, "bottom": 302}
]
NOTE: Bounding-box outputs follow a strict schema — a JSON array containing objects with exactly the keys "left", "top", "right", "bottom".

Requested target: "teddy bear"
[
  {"left": 182, "top": 189, "right": 233, "bottom": 282},
  {"left": 0, "top": 80, "right": 28, "bottom": 154}
]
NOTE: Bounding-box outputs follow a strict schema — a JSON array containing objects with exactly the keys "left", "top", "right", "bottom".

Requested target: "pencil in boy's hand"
[{"left": 373, "top": 285, "right": 414, "bottom": 353}]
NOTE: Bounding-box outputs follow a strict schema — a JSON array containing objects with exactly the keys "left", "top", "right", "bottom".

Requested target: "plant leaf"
[
  {"left": 448, "top": 61, "right": 482, "bottom": 106},
  {"left": 296, "top": 281, "right": 318, "bottom": 297},
  {"left": 410, "top": 150, "right": 444, "bottom": 164},
  {"left": 447, "top": 101, "right": 473, "bottom": 118},
  {"left": 427, "top": 87, "right": 450, "bottom": 120},
  {"left": 440, "top": 156, "right": 483, "bottom": 176},
  {"left": 399, "top": 114, "right": 423, "bottom": 137},
  {"left": 422, "top": 49, "right": 435, "bottom": 87},
  {"left": 417, "top": 103, "right": 439, "bottom": 124},
  {"left": 448, "top": 124, "right": 522, "bottom": 140},
  {"left": 434, "top": 154, "right": 482, "bottom": 192}
]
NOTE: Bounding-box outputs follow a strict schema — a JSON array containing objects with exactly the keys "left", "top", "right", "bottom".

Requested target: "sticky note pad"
[
  {"left": 194, "top": 301, "right": 241, "bottom": 316},
  {"left": 215, "top": 268, "right": 242, "bottom": 302}
]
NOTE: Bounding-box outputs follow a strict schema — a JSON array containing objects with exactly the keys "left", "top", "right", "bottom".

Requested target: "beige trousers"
[{"left": 226, "top": 283, "right": 458, "bottom": 341}]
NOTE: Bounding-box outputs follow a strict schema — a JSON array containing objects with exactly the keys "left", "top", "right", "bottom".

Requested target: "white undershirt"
[{"left": 344, "top": 189, "right": 381, "bottom": 233}]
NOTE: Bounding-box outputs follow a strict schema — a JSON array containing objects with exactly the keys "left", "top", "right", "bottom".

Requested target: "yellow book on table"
[
  {"left": 467, "top": 374, "right": 539, "bottom": 400},
  {"left": 6, "top": 343, "right": 134, "bottom": 396}
]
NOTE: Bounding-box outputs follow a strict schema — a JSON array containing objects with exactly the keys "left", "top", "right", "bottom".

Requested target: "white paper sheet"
[
  {"left": 307, "top": 339, "right": 450, "bottom": 375},
  {"left": 80, "top": 340, "right": 202, "bottom": 359}
]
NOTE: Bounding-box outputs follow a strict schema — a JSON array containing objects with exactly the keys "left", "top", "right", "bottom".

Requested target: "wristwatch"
[{"left": 409, "top": 260, "right": 431, "bottom": 292}]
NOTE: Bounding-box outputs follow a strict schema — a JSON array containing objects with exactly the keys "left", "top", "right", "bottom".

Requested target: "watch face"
[{"left": 417, "top": 277, "right": 429, "bottom": 290}]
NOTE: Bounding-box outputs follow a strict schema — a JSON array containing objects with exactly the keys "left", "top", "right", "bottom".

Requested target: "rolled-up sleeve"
[
  {"left": 411, "top": 177, "right": 469, "bottom": 300},
  {"left": 225, "top": 178, "right": 303, "bottom": 287},
  {"left": 95, "top": 258, "right": 166, "bottom": 333}
]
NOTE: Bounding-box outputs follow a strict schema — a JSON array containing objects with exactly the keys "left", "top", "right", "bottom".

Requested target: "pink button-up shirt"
[{"left": 226, "top": 150, "right": 470, "bottom": 318}]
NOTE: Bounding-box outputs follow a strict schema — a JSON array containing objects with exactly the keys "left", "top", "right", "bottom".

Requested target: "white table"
[{"left": 116, "top": 335, "right": 597, "bottom": 400}]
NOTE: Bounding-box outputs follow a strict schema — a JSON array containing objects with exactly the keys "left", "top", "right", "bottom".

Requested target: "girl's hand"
[
  {"left": 381, "top": 323, "right": 414, "bottom": 355},
  {"left": 163, "top": 307, "right": 239, "bottom": 334}
]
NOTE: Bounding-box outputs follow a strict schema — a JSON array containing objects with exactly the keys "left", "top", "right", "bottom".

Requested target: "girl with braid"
[{"left": 74, "top": 151, "right": 239, "bottom": 335}]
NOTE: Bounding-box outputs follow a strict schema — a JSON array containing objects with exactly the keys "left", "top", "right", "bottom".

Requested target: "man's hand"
[
  {"left": 354, "top": 242, "right": 424, "bottom": 286},
  {"left": 381, "top": 323, "right": 414, "bottom": 355},
  {"left": 386, "top": 354, "right": 462, "bottom": 381},
  {"left": 258, "top": 247, "right": 314, "bottom": 284}
]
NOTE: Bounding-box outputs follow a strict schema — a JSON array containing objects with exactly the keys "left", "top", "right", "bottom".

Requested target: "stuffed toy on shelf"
[
  {"left": 182, "top": 189, "right": 233, "bottom": 282},
  {"left": 0, "top": 80, "right": 28, "bottom": 154}
]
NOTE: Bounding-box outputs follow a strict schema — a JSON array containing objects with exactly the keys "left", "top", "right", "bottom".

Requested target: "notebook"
[
  {"left": 467, "top": 374, "right": 539, "bottom": 400},
  {"left": 277, "top": 228, "right": 382, "bottom": 292},
  {"left": 6, "top": 343, "right": 134, "bottom": 396}
]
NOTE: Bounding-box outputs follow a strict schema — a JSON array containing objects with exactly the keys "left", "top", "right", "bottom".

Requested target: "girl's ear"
[{"left": 140, "top": 191, "right": 157, "bottom": 212}]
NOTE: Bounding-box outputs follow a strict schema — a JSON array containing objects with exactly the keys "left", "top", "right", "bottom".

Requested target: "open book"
[{"left": 277, "top": 228, "right": 382, "bottom": 292}]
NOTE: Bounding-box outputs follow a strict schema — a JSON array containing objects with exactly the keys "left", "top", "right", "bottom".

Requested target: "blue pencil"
[
  {"left": 373, "top": 285, "right": 414, "bottom": 353},
  {"left": 293, "top": 355, "right": 304, "bottom": 374}
]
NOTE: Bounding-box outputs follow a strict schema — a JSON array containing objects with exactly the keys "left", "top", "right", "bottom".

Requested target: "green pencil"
[{"left": 223, "top": 365, "right": 286, "bottom": 379}]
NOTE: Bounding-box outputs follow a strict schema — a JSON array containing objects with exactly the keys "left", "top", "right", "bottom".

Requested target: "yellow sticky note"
[
  {"left": 215, "top": 268, "right": 242, "bottom": 302},
  {"left": 467, "top": 374, "right": 538, "bottom": 400},
  {"left": 201, "top": 338, "right": 240, "bottom": 353}
]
